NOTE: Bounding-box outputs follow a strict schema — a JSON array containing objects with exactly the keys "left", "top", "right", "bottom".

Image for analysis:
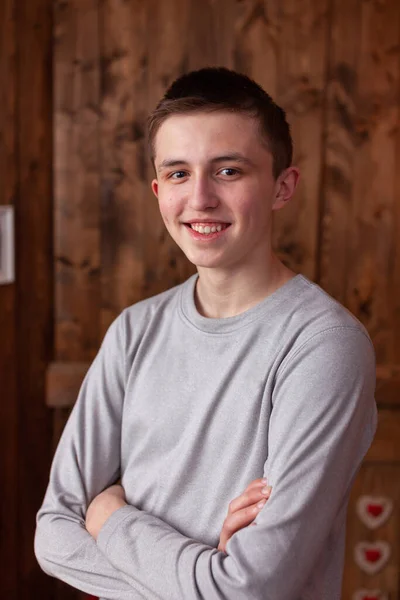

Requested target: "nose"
[{"left": 188, "top": 173, "right": 219, "bottom": 211}]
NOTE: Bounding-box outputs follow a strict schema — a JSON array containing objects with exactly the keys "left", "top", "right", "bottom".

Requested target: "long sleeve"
[
  {"left": 34, "top": 312, "right": 146, "bottom": 599},
  {"left": 95, "top": 326, "right": 377, "bottom": 600}
]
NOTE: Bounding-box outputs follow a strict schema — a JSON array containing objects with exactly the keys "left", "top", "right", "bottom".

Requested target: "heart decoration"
[
  {"left": 356, "top": 496, "right": 393, "bottom": 529},
  {"left": 354, "top": 541, "right": 391, "bottom": 575},
  {"left": 352, "top": 590, "right": 388, "bottom": 600}
]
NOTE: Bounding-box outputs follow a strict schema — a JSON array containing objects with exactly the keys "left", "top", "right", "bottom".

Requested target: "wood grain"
[
  {"left": 344, "top": 0, "right": 400, "bottom": 365},
  {"left": 0, "top": 0, "right": 18, "bottom": 595},
  {"left": 318, "top": 0, "right": 360, "bottom": 303},
  {"left": 366, "top": 410, "right": 400, "bottom": 463},
  {"left": 16, "top": 0, "right": 54, "bottom": 597},
  {"left": 100, "top": 0, "right": 148, "bottom": 330},
  {"left": 54, "top": 0, "right": 102, "bottom": 362},
  {"left": 271, "top": 0, "right": 330, "bottom": 280},
  {"left": 46, "top": 361, "right": 90, "bottom": 408}
]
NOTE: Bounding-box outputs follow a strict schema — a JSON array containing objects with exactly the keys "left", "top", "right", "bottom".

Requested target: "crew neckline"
[{"left": 179, "top": 272, "right": 306, "bottom": 334}]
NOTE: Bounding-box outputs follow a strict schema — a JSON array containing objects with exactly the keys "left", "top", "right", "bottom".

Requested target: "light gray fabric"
[{"left": 35, "top": 273, "right": 377, "bottom": 599}]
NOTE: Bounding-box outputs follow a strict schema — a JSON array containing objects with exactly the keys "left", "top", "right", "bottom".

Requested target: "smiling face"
[{"left": 151, "top": 110, "right": 298, "bottom": 275}]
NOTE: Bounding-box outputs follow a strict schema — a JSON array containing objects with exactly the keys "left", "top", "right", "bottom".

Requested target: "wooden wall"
[
  {"left": 1, "top": 0, "right": 400, "bottom": 598},
  {"left": 0, "top": 0, "right": 54, "bottom": 598}
]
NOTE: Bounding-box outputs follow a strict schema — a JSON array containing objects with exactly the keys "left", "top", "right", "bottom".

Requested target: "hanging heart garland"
[
  {"left": 356, "top": 496, "right": 393, "bottom": 530},
  {"left": 354, "top": 541, "right": 391, "bottom": 575},
  {"left": 352, "top": 590, "right": 388, "bottom": 600}
]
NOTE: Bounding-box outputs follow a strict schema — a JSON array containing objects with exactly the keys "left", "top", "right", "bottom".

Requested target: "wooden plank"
[
  {"left": 318, "top": 0, "right": 360, "bottom": 304},
  {"left": 392, "top": 6, "right": 400, "bottom": 368},
  {"left": 54, "top": 0, "right": 101, "bottom": 362},
  {"left": 233, "top": 0, "right": 279, "bottom": 93},
  {"left": 0, "top": 0, "right": 18, "bottom": 595},
  {"left": 343, "top": 0, "right": 400, "bottom": 364},
  {"left": 100, "top": 0, "right": 147, "bottom": 331},
  {"left": 16, "top": 0, "right": 54, "bottom": 597},
  {"left": 376, "top": 365, "right": 400, "bottom": 407},
  {"left": 46, "top": 361, "right": 90, "bottom": 408},
  {"left": 342, "top": 463, "right": 400, "bottom": 599},
  {"left": 186, "top": 0, "right": 217, "bottom": 70},
  {"left": 366, "top": 410, "right": 400, "bottom": 463},
  {"left": 267, "top": 0, "right": 330, "bottom": 280}
]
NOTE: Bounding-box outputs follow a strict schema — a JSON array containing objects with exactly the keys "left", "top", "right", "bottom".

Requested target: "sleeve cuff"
[{"left": 97, "top": 504, "right": 141, "bottom": 554}]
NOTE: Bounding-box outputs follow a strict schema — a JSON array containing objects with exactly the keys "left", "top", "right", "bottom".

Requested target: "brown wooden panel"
[
  {"left": 0, "top": 3, "right": 18, "bottom": 597},
  {"left": 392, "top": 13, "right": 400, "bottom": 368},
  {"left": 318, "top": 0, "right": 400, "bottom": 367},
  {"left": 16, "top": 0, "right": 54, "bottom": 597},
  {"left": 342, "top": 463, "right": 400, "bottom": 599},
  {"left": 0, "top": 286, "right": 18, "bottom": 597},
  {"left": 54, "top": 0, "right": 101, "bottom": 362},
  {"left": 46, "top": 361, "right": 90, "bottom": 407},
  {"left": 100, "top": 0, "right": 148, "bottom": 330},
  {"left": 376, "top": 365, "right": 400, "bottom": 407},
  {"left": 318, "top": 0, "right": 360, "bottom": 304},
  {"left": 366, "top": 410, "right": 400, "bottom": 463},
  {"left": 343, "top": 0, "right": 400, "bottom": 364},
  {"left": 272, "top": 0, "right": 330, "bottom": 280},
  {"left": 233, "top": 0, "right": 279, "bottom": 94}
]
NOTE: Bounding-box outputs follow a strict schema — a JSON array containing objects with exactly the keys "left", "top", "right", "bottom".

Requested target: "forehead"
[{"left": 154, "top": 111, "right": 271, "bottom": 164}]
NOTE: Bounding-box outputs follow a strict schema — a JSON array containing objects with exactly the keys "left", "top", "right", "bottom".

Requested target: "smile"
[
  {"left": 184, "top": 223, "right": 231, "bottom": 240},
  {"left": 188, "top": 223, "right": 230, "bottom": 234}
]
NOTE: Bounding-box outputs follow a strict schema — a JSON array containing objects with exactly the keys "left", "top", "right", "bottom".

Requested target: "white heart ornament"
[
  {"left": 356, "top": 496, "right": 393, "bottom": 529},
  {"left": 352, "top": 590, "right": 388, "bottom": 600},
  {"left": 354, "top": 541, "right": 391, "bottom": 575}
]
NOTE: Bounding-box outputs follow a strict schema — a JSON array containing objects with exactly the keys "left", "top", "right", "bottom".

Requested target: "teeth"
[{"left": 190, "top": 223, "right": 227, "bottom": 234}]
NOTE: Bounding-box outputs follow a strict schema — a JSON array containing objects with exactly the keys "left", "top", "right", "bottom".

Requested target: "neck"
[{"left": 194, "top": 255, "right": 297, "bottom": 319}]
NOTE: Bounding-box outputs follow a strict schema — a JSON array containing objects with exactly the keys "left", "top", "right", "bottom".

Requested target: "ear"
[
  {"left": 272, "top": 167, "right": 300, "bottom": 211},
  {"left": 151, "top": 179, "right": 159, "bottom": 198}
]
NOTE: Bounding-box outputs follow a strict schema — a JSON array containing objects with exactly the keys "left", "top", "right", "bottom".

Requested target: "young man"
[{"left": 35, "top": 68, "right": 377, "bottom": 599}]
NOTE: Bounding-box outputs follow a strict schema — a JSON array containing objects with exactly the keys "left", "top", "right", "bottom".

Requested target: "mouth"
[
  {"left": 184, "top": 222, "right": 231, "bottom": 234},
  {"left": 183, "top": 222, "right": 231, "bottom": 240}
]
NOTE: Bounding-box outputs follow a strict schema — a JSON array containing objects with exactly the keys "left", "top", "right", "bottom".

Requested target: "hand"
[
  {"left": 85, "top": 484, "right": 127, "bottom": 541},
  {"left": 218, "top": 478, "right": 272, "bottom": 553}
]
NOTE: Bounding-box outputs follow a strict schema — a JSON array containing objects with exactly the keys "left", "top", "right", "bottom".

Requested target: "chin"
[{"left": 186, "top": 256, "right": 228, "bottom": 270}]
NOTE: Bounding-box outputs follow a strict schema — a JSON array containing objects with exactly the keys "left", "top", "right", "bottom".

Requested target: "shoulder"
[
  {"left": 276, "top": 275, "right": 375, "bottom": 371},
  {"left": 286, "top": 275, "right": 372, "bottom": 341}
]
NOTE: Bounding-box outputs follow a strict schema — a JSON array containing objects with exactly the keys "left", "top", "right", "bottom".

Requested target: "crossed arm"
[{"left": 85, "top": 479, "right": 271, "bottom": 549}]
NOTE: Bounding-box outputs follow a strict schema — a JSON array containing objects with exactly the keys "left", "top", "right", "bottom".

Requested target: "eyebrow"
[{"left": 157, "top": 153, "right": 254, "bottom": 172}]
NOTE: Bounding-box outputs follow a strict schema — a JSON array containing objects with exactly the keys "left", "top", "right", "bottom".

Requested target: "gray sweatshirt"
[{"left": 34, "top": 273, "right": 377, "bottom": 599}]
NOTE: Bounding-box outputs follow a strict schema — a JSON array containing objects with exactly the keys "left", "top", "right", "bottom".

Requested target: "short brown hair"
[{"left": 147, "top": 67, "right": 293, "bottom": 179}]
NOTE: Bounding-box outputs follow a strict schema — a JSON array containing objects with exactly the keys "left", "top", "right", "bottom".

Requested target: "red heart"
[
  {"left": 365, "top": 549, "right": 381, "bottom": 563},
  {"left": 367, "top": 503, "right": 383, "bottom": 517}
]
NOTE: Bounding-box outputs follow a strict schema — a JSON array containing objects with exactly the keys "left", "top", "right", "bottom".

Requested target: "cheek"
[
  {"left": 157, "top": 197, "right": 176, "bottom": 227},
  {"left": 232, "top": 192, "right": 261, "bottom": 220}
]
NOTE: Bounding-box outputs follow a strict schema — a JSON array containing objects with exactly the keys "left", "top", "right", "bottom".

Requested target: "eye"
[
  {"left": 169, "top": 170, "right": 187, "bottom": 180},
  {"left": 219, "top": 168, "right": 240, "bottom": 177}
]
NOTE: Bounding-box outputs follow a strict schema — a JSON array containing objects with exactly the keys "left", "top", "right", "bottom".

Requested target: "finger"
[
  {"left": 224, "top": 499, "right": 267, "bottom": 537},
  {"left": 244, "top": 478, "right": 268, "bottom": 492},
  {"left": 228, "top": 486, "right": 271, "bottom": 514},
  {"left": 219, "top": 500, "right": 266, "bottom": 551}
]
